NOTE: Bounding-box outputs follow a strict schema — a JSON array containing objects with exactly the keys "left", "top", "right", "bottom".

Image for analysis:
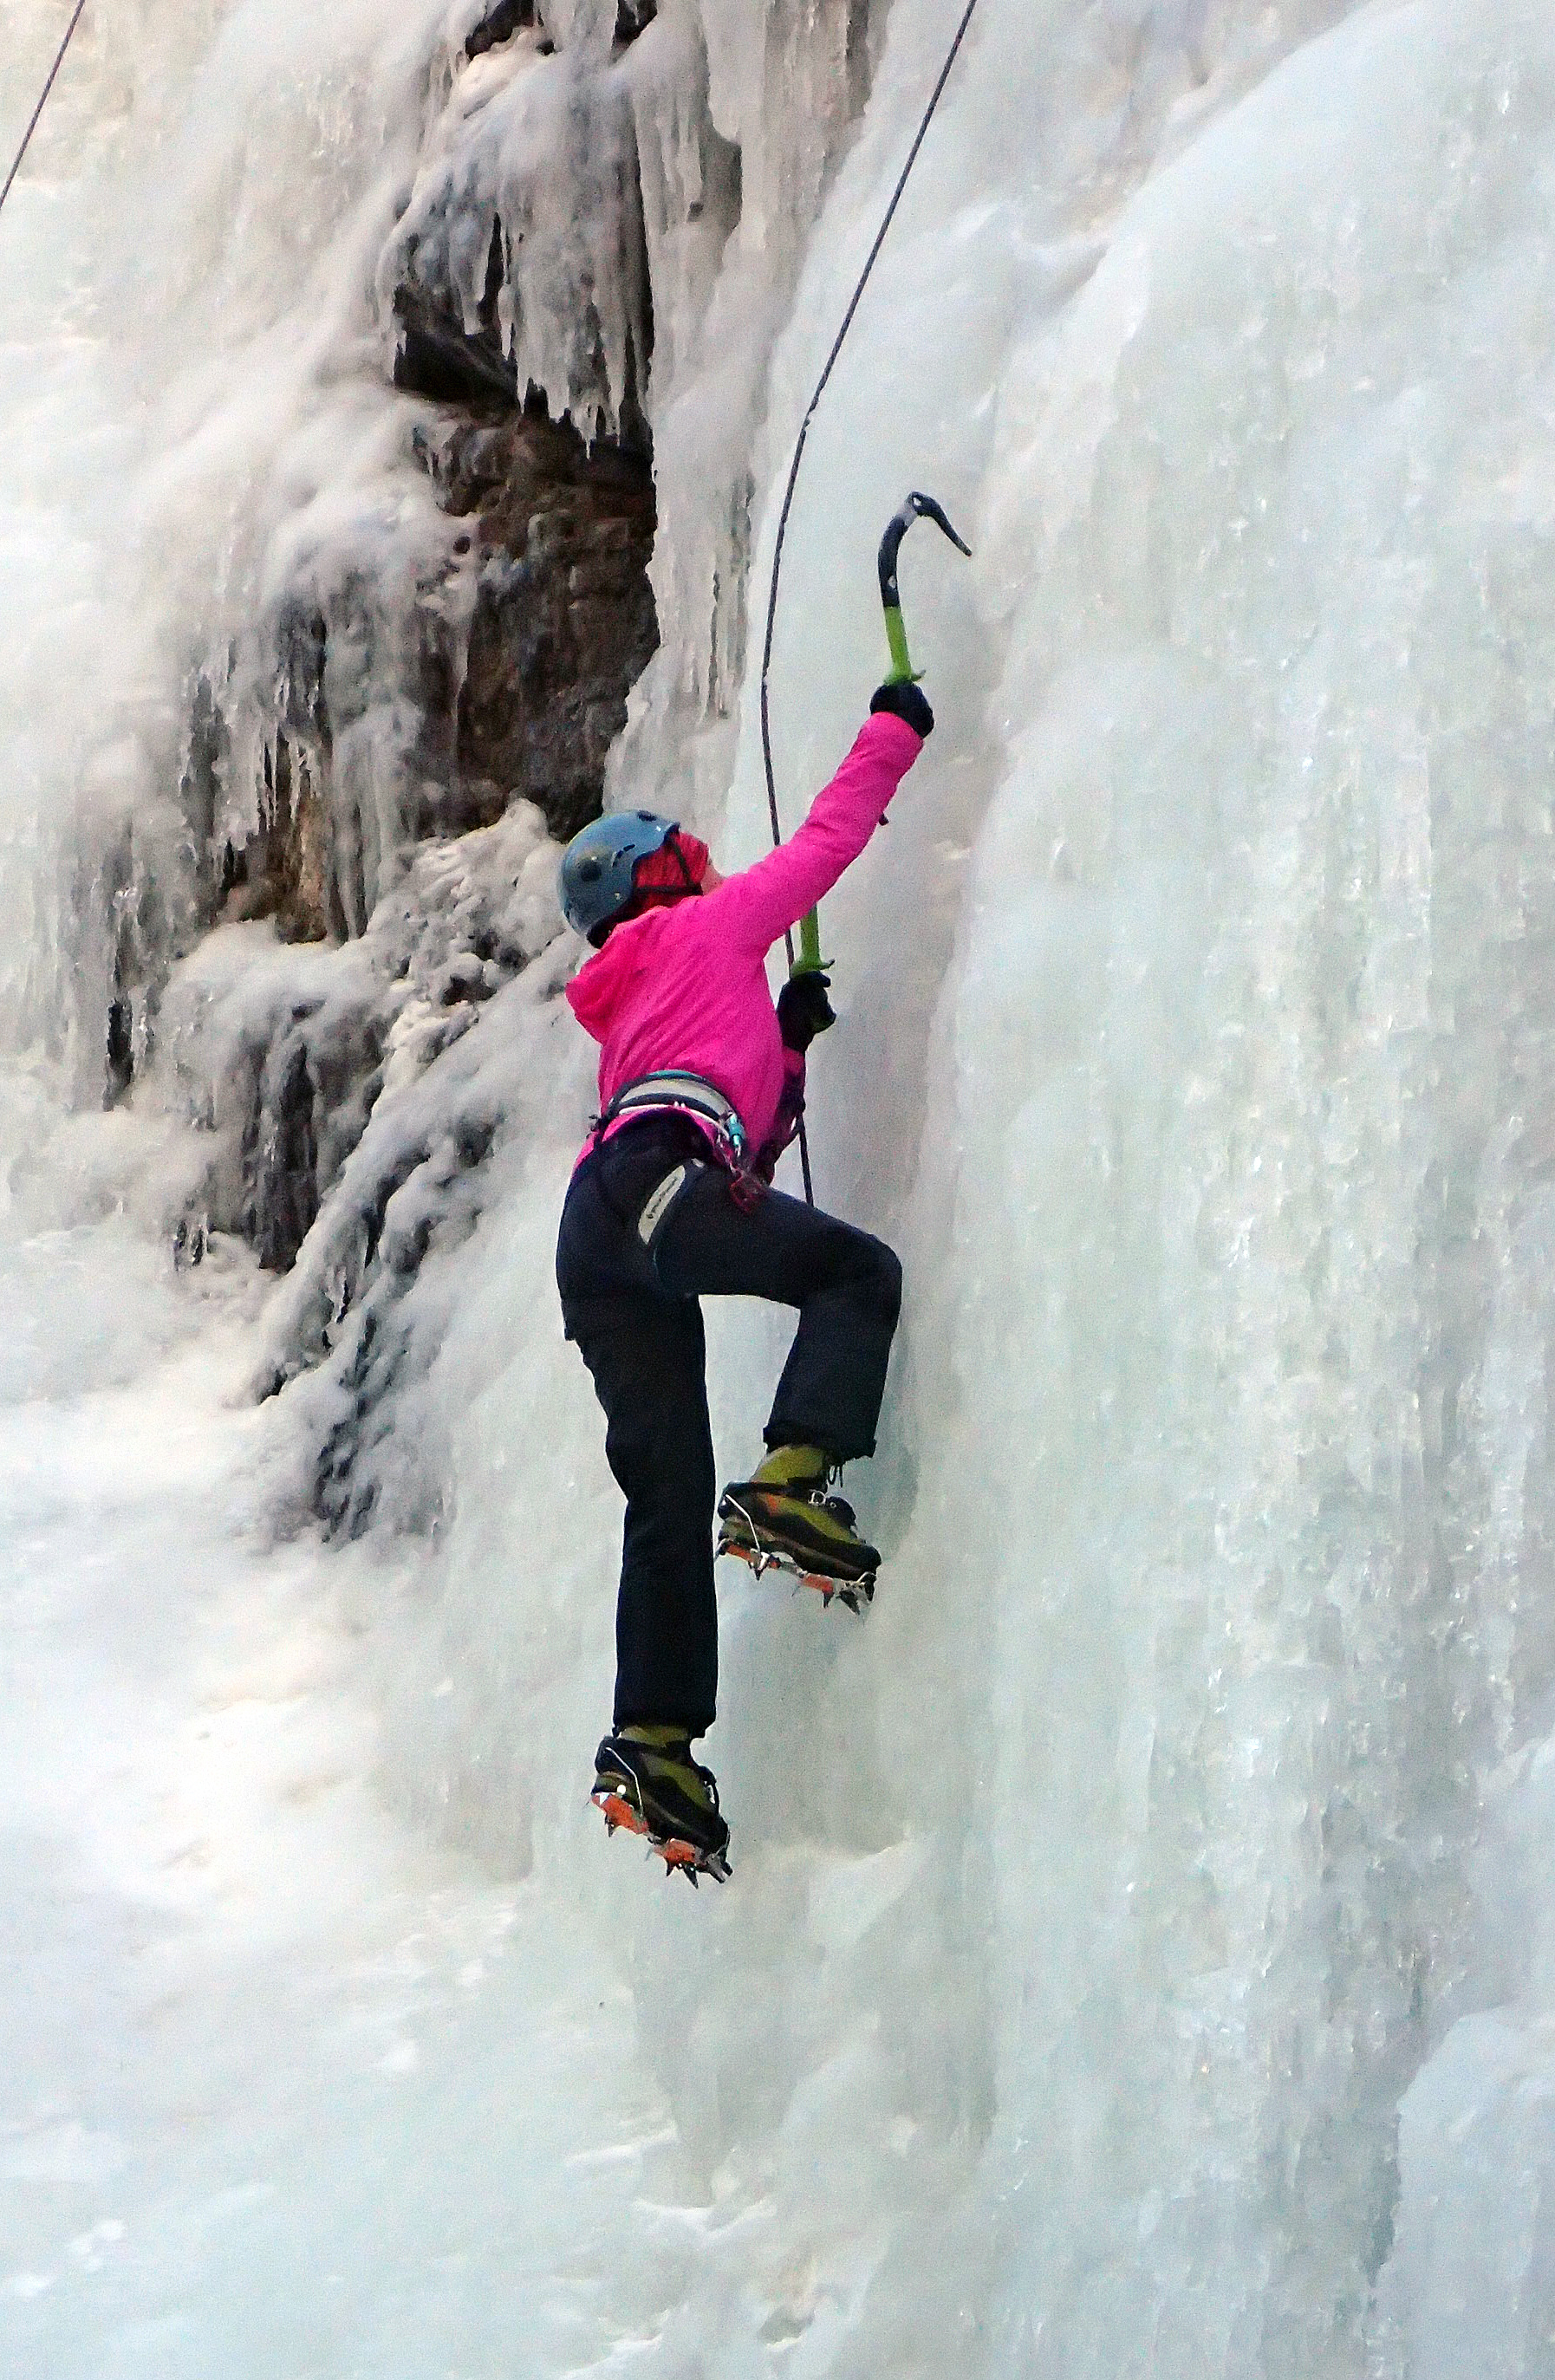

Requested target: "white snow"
[
  {"left": 0, "top": 1196, "right": 675, "bottom": 2377},
  {"left": 10, "top": 0, "right": 1555, "bottom": 2371}
]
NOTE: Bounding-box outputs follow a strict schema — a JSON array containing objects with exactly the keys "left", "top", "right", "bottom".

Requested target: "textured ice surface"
[
  {"left": 10, "top": 0, "right": 1555, "bottom": 2374},
  {"left": 0, "top": 0, "right": 471, "bottom": 1076},
  {"left": 0, "top": 1153, "right": 678, "bottom": 2377}
]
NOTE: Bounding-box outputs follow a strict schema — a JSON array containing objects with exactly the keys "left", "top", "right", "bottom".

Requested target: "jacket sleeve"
[{"left": 711, "top": 712, "right": 923, "bottom": 956}]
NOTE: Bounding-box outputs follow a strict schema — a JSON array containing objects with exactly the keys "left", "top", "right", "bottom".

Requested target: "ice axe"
[
  {"left": 791, "top": 491, "right": 973, "bottom": 975},
  {"left": 878, "top": 491, "right": 972, "bottom": 686}
]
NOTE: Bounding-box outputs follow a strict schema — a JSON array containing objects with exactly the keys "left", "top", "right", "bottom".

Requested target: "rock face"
[
  {"left": 187, "top": 418, "right": 655, "bottom": 967},
  {"left": 435, "top": 406, "right": 659, "bottom": 845},
  {"left": 149, "top": 310, "right": 655, "bottom": 1284},
  {"left": 218, "top": 732, "right": 338, "bottom": 945},
  {"left": 162, "top": 803, "right": 564, "bottom": 1286}
]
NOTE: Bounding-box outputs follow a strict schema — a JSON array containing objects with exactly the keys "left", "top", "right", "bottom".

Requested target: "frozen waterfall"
[{"left": 4, "top": 0, "right": 1555, "bottom": 2372}]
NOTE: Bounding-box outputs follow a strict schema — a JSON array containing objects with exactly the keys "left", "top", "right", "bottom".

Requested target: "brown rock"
[
  {"left": 219, "top": 730, "right": 340, "bottom": 945},
  {"left": 429, "top": 401, "right": 658, "bottom": 845}
]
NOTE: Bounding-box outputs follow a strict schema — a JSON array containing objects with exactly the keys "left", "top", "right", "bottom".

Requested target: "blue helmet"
[{"left": 559, "top": 810, "right": 677, "bottom": 942}]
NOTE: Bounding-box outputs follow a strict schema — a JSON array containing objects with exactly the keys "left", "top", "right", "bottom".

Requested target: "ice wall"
[
  {"left": 958, "top": 4, "right": 1555, "bottom": 2364},
  {"left": 10, "top": 0, "right": 1555, "bottom": 2373},
  {"left": 410, "top": 0, "right": 1555, "bottom": 2370},
  {"left": 0, "top": 0, "right": 478, "bottom": 1101}
]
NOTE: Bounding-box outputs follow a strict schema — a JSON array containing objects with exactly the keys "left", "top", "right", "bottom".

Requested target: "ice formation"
[{"left": 8, "top": 0, "right": 1555, "bottom": 2372}]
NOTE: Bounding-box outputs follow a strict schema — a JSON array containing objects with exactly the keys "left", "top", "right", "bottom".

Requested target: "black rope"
[
  {"left": 0, "top": 0, "right": 90, "bottom": 228},
  {"left": 758, "top": 0, "right": 983, "bottom": 1204}
]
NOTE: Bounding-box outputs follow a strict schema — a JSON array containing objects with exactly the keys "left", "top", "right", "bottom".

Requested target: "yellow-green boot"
[
  {"left": 592, "top": 1724, "right": 730, "bottom": 1881},
  {"left": 717, "top": 1445, "right": 880, "bottom": 1599}
]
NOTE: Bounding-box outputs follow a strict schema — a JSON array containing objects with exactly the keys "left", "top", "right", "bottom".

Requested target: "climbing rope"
[
  {"left": 758, "top": 0, "right": 983, "bottom": 1204},
  {"left": 0, "top": 0, "right": 91, "bottom": 229}
]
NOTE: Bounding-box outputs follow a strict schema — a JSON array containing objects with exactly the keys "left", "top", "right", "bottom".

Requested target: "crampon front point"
[{"left": 590, "top": 1783, "right": 732, "bottom": 1886}]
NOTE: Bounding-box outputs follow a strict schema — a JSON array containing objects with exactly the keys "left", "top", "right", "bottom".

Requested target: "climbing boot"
[
  {"left": 591, "top": 1725, "right": 731, "bottom": 1883},
  {"left": 717, "top": 1444, "right": 880, "bottom": 1611}
]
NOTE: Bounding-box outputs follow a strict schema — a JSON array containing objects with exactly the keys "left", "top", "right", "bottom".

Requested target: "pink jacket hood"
[{"left": 566, "top": 925, "right": 641, "bottom": 1042}]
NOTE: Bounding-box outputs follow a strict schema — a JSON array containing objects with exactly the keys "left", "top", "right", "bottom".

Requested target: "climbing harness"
[
  {"left": 758, "top": 0, "right": 984, "bottom": 1204},
  {"left": 589, "top": 1068, "right": 761, "bottom": 1204},
  {"left": 0, "top": 0, "right": 91, "bottom": 230},
  {"left": 590, "top": 1069, "right": 749, "bottom": 1162}
]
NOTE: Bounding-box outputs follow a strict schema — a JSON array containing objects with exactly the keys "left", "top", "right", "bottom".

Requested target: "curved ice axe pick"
[
  {"left": 791, "top": 492, "right": 972, "bottom": 979},
  {"left": 879, "top": 491, "right": 973, "bottom": 685}
]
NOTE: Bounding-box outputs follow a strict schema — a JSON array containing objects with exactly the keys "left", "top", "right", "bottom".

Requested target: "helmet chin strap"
[
  {"left": 596, "top": 829, "right": 704, "bottom": 942},
  {"left": 663, "top": 831, "right": 702, "bottom": 893}
]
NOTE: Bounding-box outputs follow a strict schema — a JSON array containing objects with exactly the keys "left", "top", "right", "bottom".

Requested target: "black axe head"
[{"left": 879, "top": 491, "right": 973, "bottom": 607}]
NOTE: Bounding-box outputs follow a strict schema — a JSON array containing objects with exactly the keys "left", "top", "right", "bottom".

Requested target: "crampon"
[
  {"left": 716, "top": 1509, "right": 876, "bottom": 1616},
  {"left": 590, "top": 1780, "right": 732, "bottom": 1884}
]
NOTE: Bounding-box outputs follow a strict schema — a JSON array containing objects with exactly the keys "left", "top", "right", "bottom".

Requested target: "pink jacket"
[{"left": 566, "top": 711, "right": 924, "bottom": 1165}]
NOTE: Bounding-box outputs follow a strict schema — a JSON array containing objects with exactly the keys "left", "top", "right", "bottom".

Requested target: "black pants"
[{"left": 556, "top": 1116, "right": 902, "bottom": 1735}]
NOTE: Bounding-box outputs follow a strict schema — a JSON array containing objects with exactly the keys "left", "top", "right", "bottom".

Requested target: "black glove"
[
  {"left": 870, "top": 680, "right": 934, "bottom": 738},
  {"left": 777, "top": 969, "right": 836, "bottom": 1052}
]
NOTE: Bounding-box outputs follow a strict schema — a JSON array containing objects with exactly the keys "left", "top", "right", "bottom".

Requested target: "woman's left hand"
[{"left": 778, "top": 970, "right": 836, "bottom": 1051}]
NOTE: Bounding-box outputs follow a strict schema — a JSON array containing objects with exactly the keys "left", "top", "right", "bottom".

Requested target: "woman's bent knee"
[{"left": 862, "top": 1234, "right": 902, "bottom": 1326}]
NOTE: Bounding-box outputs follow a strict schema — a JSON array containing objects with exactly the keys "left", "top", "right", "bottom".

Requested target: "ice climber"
[{"left": 555, "top": 679, "right": 934, "bottom": 1878}]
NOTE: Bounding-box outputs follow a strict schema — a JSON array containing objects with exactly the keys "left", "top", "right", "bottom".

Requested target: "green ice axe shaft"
[{"left": 791, "top": 492, "right": 972, "bottom": 974}]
